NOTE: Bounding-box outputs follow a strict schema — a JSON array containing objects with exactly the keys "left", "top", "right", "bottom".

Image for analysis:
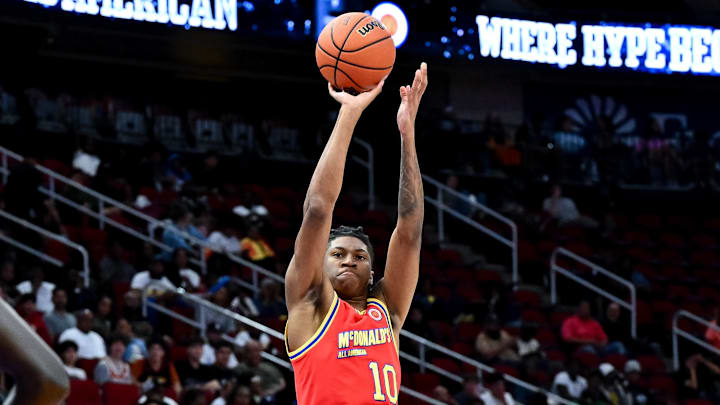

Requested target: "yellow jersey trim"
[
  {"left": 366, "top": 297, "right": 399, "bottom": 354},
  {"left": 285, "top": 292, "right": 339, "bottom": 361}
]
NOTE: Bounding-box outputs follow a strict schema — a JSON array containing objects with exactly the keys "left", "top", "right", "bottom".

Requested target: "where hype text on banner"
[{"left": 476, "top": 14, "right": 720, "bottom": 76}]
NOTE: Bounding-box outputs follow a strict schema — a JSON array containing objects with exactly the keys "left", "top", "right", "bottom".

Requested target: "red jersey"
[{"left": 286, "top": 292, "right": 401, "bottom": 404}]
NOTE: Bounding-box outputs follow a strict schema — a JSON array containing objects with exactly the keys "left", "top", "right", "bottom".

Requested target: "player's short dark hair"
[{"left": 328, "top": 225, "right": 375, "bottom": 264}]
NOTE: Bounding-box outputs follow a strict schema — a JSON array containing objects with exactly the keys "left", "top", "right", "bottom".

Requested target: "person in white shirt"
[
  {"left": 207, "top": 219, "right": 242, "bottom": 255},
  {"left": 479, "top": 372, "right": 515, "bottom": 405},
  {"left": 57, "top": 340, "right": 87, "bottom": 380},
  {"left": 552, "top": 360, "right": 588, "bottom": 400},
  {"left": 167, "top": 248, "right": 201, "bottom": 291},
  {"left": 542, "top": 185, "right": 598, "bottom": 228},
  {"left": 200, "top": 324, "right": 239, "bottom": 368},
  {"left": 59, "top": 309, "right": 107, "bottom": 360},
  {"left": 131, "top": 260, "right": 176, "bottom": 295},
  {"left": 16, "top": 267, "right": 55, "bottom": 314}
]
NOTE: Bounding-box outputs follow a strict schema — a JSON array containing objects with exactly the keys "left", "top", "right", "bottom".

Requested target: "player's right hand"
[{"left": 327, "top": 80, "right": 384, "bottom": 112}]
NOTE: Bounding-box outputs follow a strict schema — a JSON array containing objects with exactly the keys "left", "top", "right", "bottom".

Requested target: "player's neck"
[{"left": 343, "top": 296, "right": 368, "bottom": 312}]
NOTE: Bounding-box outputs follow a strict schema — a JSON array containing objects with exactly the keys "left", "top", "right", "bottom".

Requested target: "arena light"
[
  {"left": 22, "top": 0, "right": 238, "bottom": 31},
  {"left": 371, "top": 2, "right": 408, "bottom": 48},
  {"left": 475, "top": 14, "right": 720, "bottom": 76}
]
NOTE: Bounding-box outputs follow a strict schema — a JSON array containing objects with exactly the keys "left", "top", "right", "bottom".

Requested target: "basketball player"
[
  {"left": 285, "top": 62, "right": 428, "bottom": 404},
  {"left": 0, "top": 296, "right": 69, "bottom": 405}
]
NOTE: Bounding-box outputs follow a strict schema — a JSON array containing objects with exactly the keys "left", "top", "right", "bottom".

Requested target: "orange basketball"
[{"left": 316, "top": 12, "right": 396, "bottom": 94}]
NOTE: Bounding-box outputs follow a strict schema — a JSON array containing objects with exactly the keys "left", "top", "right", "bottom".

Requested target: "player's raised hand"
[
  {"left": 397, "top": 62, "right": 428, "bottom": 136},
  {"left": 328, "top": 80, "right": 384, "bottom": 113}
]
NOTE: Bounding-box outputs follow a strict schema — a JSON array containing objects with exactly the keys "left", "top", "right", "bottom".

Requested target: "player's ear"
[{"left": 370, "top": 270, "right": 375, "bottom": 285}]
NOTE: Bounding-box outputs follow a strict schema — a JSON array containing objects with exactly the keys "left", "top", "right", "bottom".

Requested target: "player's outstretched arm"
[
  {"left": 285, "top": 81, "right": 385, "bottom": 311},
  {"left": 378, "top": 63, "right": 427, "bottom": 331},
  {"left": 0, "top": 296, "right": 70, "bottom": 405}
]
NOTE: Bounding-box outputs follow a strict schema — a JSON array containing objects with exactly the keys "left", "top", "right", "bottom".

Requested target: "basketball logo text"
[{"left": 357, "top": 20, "right": 385, "bottom": 36}]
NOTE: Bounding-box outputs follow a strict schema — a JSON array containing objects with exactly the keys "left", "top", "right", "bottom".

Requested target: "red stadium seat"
[
  {"left": 67, "top": 380, "right": 101, "bottom": 405},
  {"left": 170, "top": 345, "right": 187, "bottom": 362},
  {"left": 546, "top": 350, "right": 566, "bottom": 363},
  {"left": 638, "top": 355, "right": 666, "bottom": 375},
  {"left": 514, "top": 290, "right": 542, "bottom": 308},
  {"left": 521, "top": 309, "right": 548, "bottom": 325},
  {"left": 45, "top": 239, "right": 71, "bottom": 262},
  {"left": 530, "top": 370, "right": 551, "bottom": 387},
  {"left": 635, "top": 214, "right": 662, "bottom": 230},
  {"left": 431, "top": 358, "right": 460, "bottom": 374},
  {"left": 436, "top": 249, "right": 463, "bottom": 266},
  {"left": 648, "top": 375, "right": 676, "bottom": 397},
  {"left": 689, "top": 234, "right": 717, "bottom": 250},
  {"left": 428, "top": 321, "right": 453, "bottom": 342},
  {"left": 603, "top": 354, "right": 628, "bottom": 370},
  {"left": 659, "top": 232, "right": 685, "bottom": 249},
  {"left": 102, "top": 383, "right": 141, "bottom": 405},
  {"left": 550, "top": 312, "right": 572, "bottom": 328},
  {"left": 449, "top": 342, "right": 473, "bottom": 357},
  {"left": 685, "top": 400, "right": 715, "bottom": 405},
  {"left": 474, "top": 270, "right": 502, "bottom": 283},
  {"left": 535, "top": 329, "right": 557, "bottom": 347},
  {"left": 456, "top": 323, "right": 483, "bottom": 343},
  {"left": 494, "top": 364, "right": 519, "bottom": 378},
  {"left": 574, "top": 351, "right": 600, "bottom": 368},
  {"left": 77, "top": 358, "right": 99, "bottom": 380},
  {"left": 407, "top": 373, "right": 440, "bottom": 396}
]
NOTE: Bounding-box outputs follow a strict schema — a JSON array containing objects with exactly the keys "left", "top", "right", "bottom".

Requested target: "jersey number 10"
[{"left": 368, "top": 361, "right": 398, "bottom": 404}]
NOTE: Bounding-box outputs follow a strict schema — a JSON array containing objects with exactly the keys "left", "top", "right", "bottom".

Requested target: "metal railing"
[
  {"left": 422, "top": 174, "right": 519, "bottom": 283},
  {"left": 672, "top": 310, "right": 720, "bottom": 371},
  {"left": 0, "top": 232, "right": 64, "bottom": 269},
  {"left": 351, "top": 138, "right": 375, "bottom": 210},
  {"left": 141, "top": 286, "right": 445, "bottom": 405},
  {"left": 0, "top": 209, "right": 90, "bottom": 287},
  {"left": 551, "top": 247, "right": 637, "bottom": 339}
]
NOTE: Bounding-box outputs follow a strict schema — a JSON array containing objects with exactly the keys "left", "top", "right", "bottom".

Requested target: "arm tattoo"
[{"left": 398, "top": 138, "right": 424, "bottom": 220}]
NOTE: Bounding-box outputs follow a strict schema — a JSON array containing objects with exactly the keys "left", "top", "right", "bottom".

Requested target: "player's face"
[{"left": 325, "top": 236, "right": 372, "bottom": 299}]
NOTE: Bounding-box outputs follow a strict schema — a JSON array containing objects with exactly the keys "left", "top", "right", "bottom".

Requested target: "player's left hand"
[{"left": 397, "top": 62, "right": 428, "bottom": 136}]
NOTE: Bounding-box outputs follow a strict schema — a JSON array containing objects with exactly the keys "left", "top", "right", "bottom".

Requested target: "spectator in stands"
[
  {"left": 93, "top": 295, "right": 114, "bottom": 339},
  {"left": 542, "top": 185, "right": 599, "bottom": 229},
  {"left": 131, "top": 338, "right": 182, "bottom": 396},
  {"left": 94, "top": 334, "right": 135, "bottom": 385},
  {"left": 162, "top": 204, "right": 206, "bottom": 258},
  {"left": 165, "top": 154, "right": 192, "bottom": 191},
  {"left": 122, "top": 290, "right": 147, "bottom": 326},
  {"left": 0, "top": 260, "right": 16, "bottom": 301},
  {"left": 15, "top": 293, "right": 52, "bottom": 345},
  {"left": 705, "top": 308, "right": 720, "bottom": 351},
  {"left": 516, "top": 325, "right": 542, "bottom": 359},
  {"left": 561, "top": 300, "right": 610, "bottom": 354},
  {"left": 99, "top": 239, "right": 136, "bottom": 286},
  {"left": 116, "top": 318, "right": 150, "bottom": 363},
  {"left": 598, "top": 363, "right": 629, "bottom": 405},
  {"left": 59, "top": 309, "right": 107, "bottom": 359},
  {"left": 16, "top": 266, "right": 55, "bottom": 314},
  {"left": 214, "top": 383, "right": 253, "bottom": 405},
  {"left": 3, "top": 157, "right": 45, "bottom": 222},
  {"left": 57, "top": 340, "right": 87, "bottom": 380},
  {"left": 166, "top": 248, "right": 201, "bottom": 292},
  {"left": 624, "top": 360, "right": 653, "bottom": 405},
  {"left": 552, "top": 359, "right": 588, "bottom": 401},
  {"left": 454, "top": 375, "right": 482, "bottom": 405},
  {"left": 233, "top": 340, "right": 285, "bottom": 398},
  {"left": 192, "top": 151, "right": 224, "bottom": 193},
  {"left": 602, "top": 302, "right": 629, "bottom": 355},
  {"left": 207, "top": 215, "right": 242, "bottom": 255},
  {"left": 63, "top": 268, "right": 97, "bottom": 312},
  {"left": 432, "top": 385, "right": 459, "bottom": 405},
  {"left": 475, "top": 319, "right": 519, "bottom": 364},
  {"left": 131, "top": 259, "right": 177, "bottom": 295},
  {"left": 203, "top": 288, "right": 239, "bottom": 333},
  {"left": 176, "top": 337, "right": 222, "bottom": 393},
  {"left": 201, "top": 323, "right": 239, "bottom": 368},
  {"left": 253, "top": 279, "right": 285, "bottom": 319},
  {"left": 44, "top": 288, "right": 76, "bottom": 340},
  {"left": 210, "top": 341, "right": 237, "bottom": 388},
  {"left": 582, "top": 370, "right": 609, "bottom": 405},
  {"left": 137, "top": 385, "right": 180, "bottom": 405},
  {"left": 479, "top": 371, "right": 515, "bottom": 405},
  {"left": 240, "top": 225, "right": 275, "bottom": 268}
]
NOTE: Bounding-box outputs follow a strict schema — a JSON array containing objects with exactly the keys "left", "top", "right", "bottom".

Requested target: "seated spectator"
[
  {"left": 63, "top": 268, "right": 97, "bottom": 312},
  {"left": 116, "top": 318, "right": 151, "bottom": 363},
  {"left": 57, "top": 340, "right": 87, "bottom": 380},
  {"left": 211, "top": 341, "right": 237, "bottom": 387},
  {"left": 598, "top": 362, "right": 629, "bottom": 404},
  {"left": 705, "top": 308, "right": 720, "bottom": 351},
  {"left": 475, "top": 319, "right": 519, "bottom": 363},
  {"left": 582, "top": 370, "right": 608, "bottom": 404},
  {"left": 137, "top": 385, "right": 179, "bottom": 405},
  {"left": 131, "top": 338, "right": 182, "bottom": 396},
  {"left": 166, "top": 248, "right": 201, "bottom": 292},
  {"left": 602, "top": 302, "right": 629, "bottom": 355},
  {"left": 0, "top": 260, "right": 16, "bottom": 300},
  {"left": 516, "top": 325, "right": 542, "bottom": 359},
  {"left": 240, "top": 226, "right": 275, "bottom": 267},
  {"left": 432, "top": 385, "right": 459, "bottom": 405},
  {"left": 44, "top": 288, "right": 76, "bottom": 340},
  {"left": 98, "top": 239, "right": 136, "bottom": 286},
  {"left": 253, "top": 279, "right": 285, "bottom": 319},
  {"left": 59, "top": 309, "right": 107, "bottom": 359},
  {"left": 176, "top": 337, "right": 222, "bottom": 393},
  {"left": 122, "top": 290, "right": 146, "bottom": 326},
  {"left": 165, "top": 154, "right": 192, "bottom": 191},
  {"left": 219, "top": 384, "right": 253, "bottom": 405},
  {"left": 207, "top": 216, "right": 242, "bottom": 255},
  {"left": 16, "top": 293, "right": 52, "bottom": 345},
  {"left": 131, "top": 259, "right": 177, "bottom": 295},
  {"left": 542, "top": 185, "right": 598, "bottom": 229},
  {"left": 93, "top": 295, "right": 114, "bottom": 339},
  {"left": 454, "top": 375, "right": 482, "bottom": 405},
  {"left": 95, "top": 334, "right": 135, "bottom": 385},
  {"left": 552, "top": 359, "right": 587, "bottom": 400},
  {"left": 561, "top": 300, "right": 612, "bottom": 354},
  {"left": 16, "top": 267, "right": 55, "bottom": 314},
  {"left": 161, "top": 204, "right": 206, "bottom": 259},
  {"left": 192, "top": 151, "right": 224, "bottom": 193},
  {"left": 201, "top": 324, "right": 239, "bottom": 368},
  {"left": 624, "top": 360, "right": 653, "bottom": 405},
  {"left": 233, "top": 340, "right": 285, "bottom": 398},
  {"left": 479, "top": 371, "right": 515, "bottom": 405}
]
